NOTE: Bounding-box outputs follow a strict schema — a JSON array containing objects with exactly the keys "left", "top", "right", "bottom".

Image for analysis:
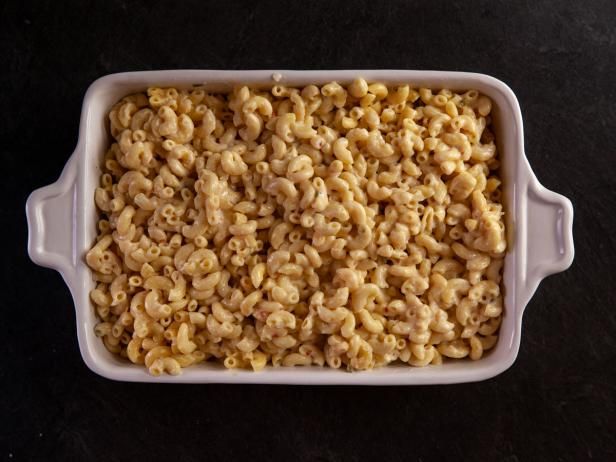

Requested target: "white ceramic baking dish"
[{"left": 26, "top": 70, "right": 574, "bottom": 384}]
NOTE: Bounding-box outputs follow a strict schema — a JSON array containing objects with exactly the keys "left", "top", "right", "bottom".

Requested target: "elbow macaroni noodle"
[{"left": 87, "top": 80, "right": 506, "bottom": 375}]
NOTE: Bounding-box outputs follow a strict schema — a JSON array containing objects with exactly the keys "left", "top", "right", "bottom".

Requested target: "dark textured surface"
[{"left": 2, "top": 0, "right": 615, "bottom": 461}]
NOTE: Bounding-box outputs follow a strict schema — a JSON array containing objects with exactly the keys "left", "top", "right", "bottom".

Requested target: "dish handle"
[
  {"left": 522, "top": 172, "right": 575, "bottom": 304},
  {"left": 26, "top": 153, "right": 78, "bottom": 280}
]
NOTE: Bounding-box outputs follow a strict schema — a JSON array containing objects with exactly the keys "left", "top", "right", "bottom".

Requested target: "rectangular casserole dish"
[{"left": 26, "top": 70, "right": 574, "bottom": 384}]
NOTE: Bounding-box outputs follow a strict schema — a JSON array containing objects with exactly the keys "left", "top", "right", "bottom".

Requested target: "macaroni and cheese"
[{"left": 86, "top": 80, "right": 506, "bottom": 375}]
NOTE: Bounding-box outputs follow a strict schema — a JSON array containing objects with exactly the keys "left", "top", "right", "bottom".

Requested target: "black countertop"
[{"left": 2, "top": 1, "right": 615, "bottom": 460}]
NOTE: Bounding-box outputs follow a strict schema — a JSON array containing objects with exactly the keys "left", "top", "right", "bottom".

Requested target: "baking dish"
[{"left": 26, "top": 70, "right": 574, "bottom": 384}]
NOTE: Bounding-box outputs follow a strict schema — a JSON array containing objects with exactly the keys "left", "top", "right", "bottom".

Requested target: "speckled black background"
[{"left": 2, "top": 0, "right": 615, "bottom": 461}]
